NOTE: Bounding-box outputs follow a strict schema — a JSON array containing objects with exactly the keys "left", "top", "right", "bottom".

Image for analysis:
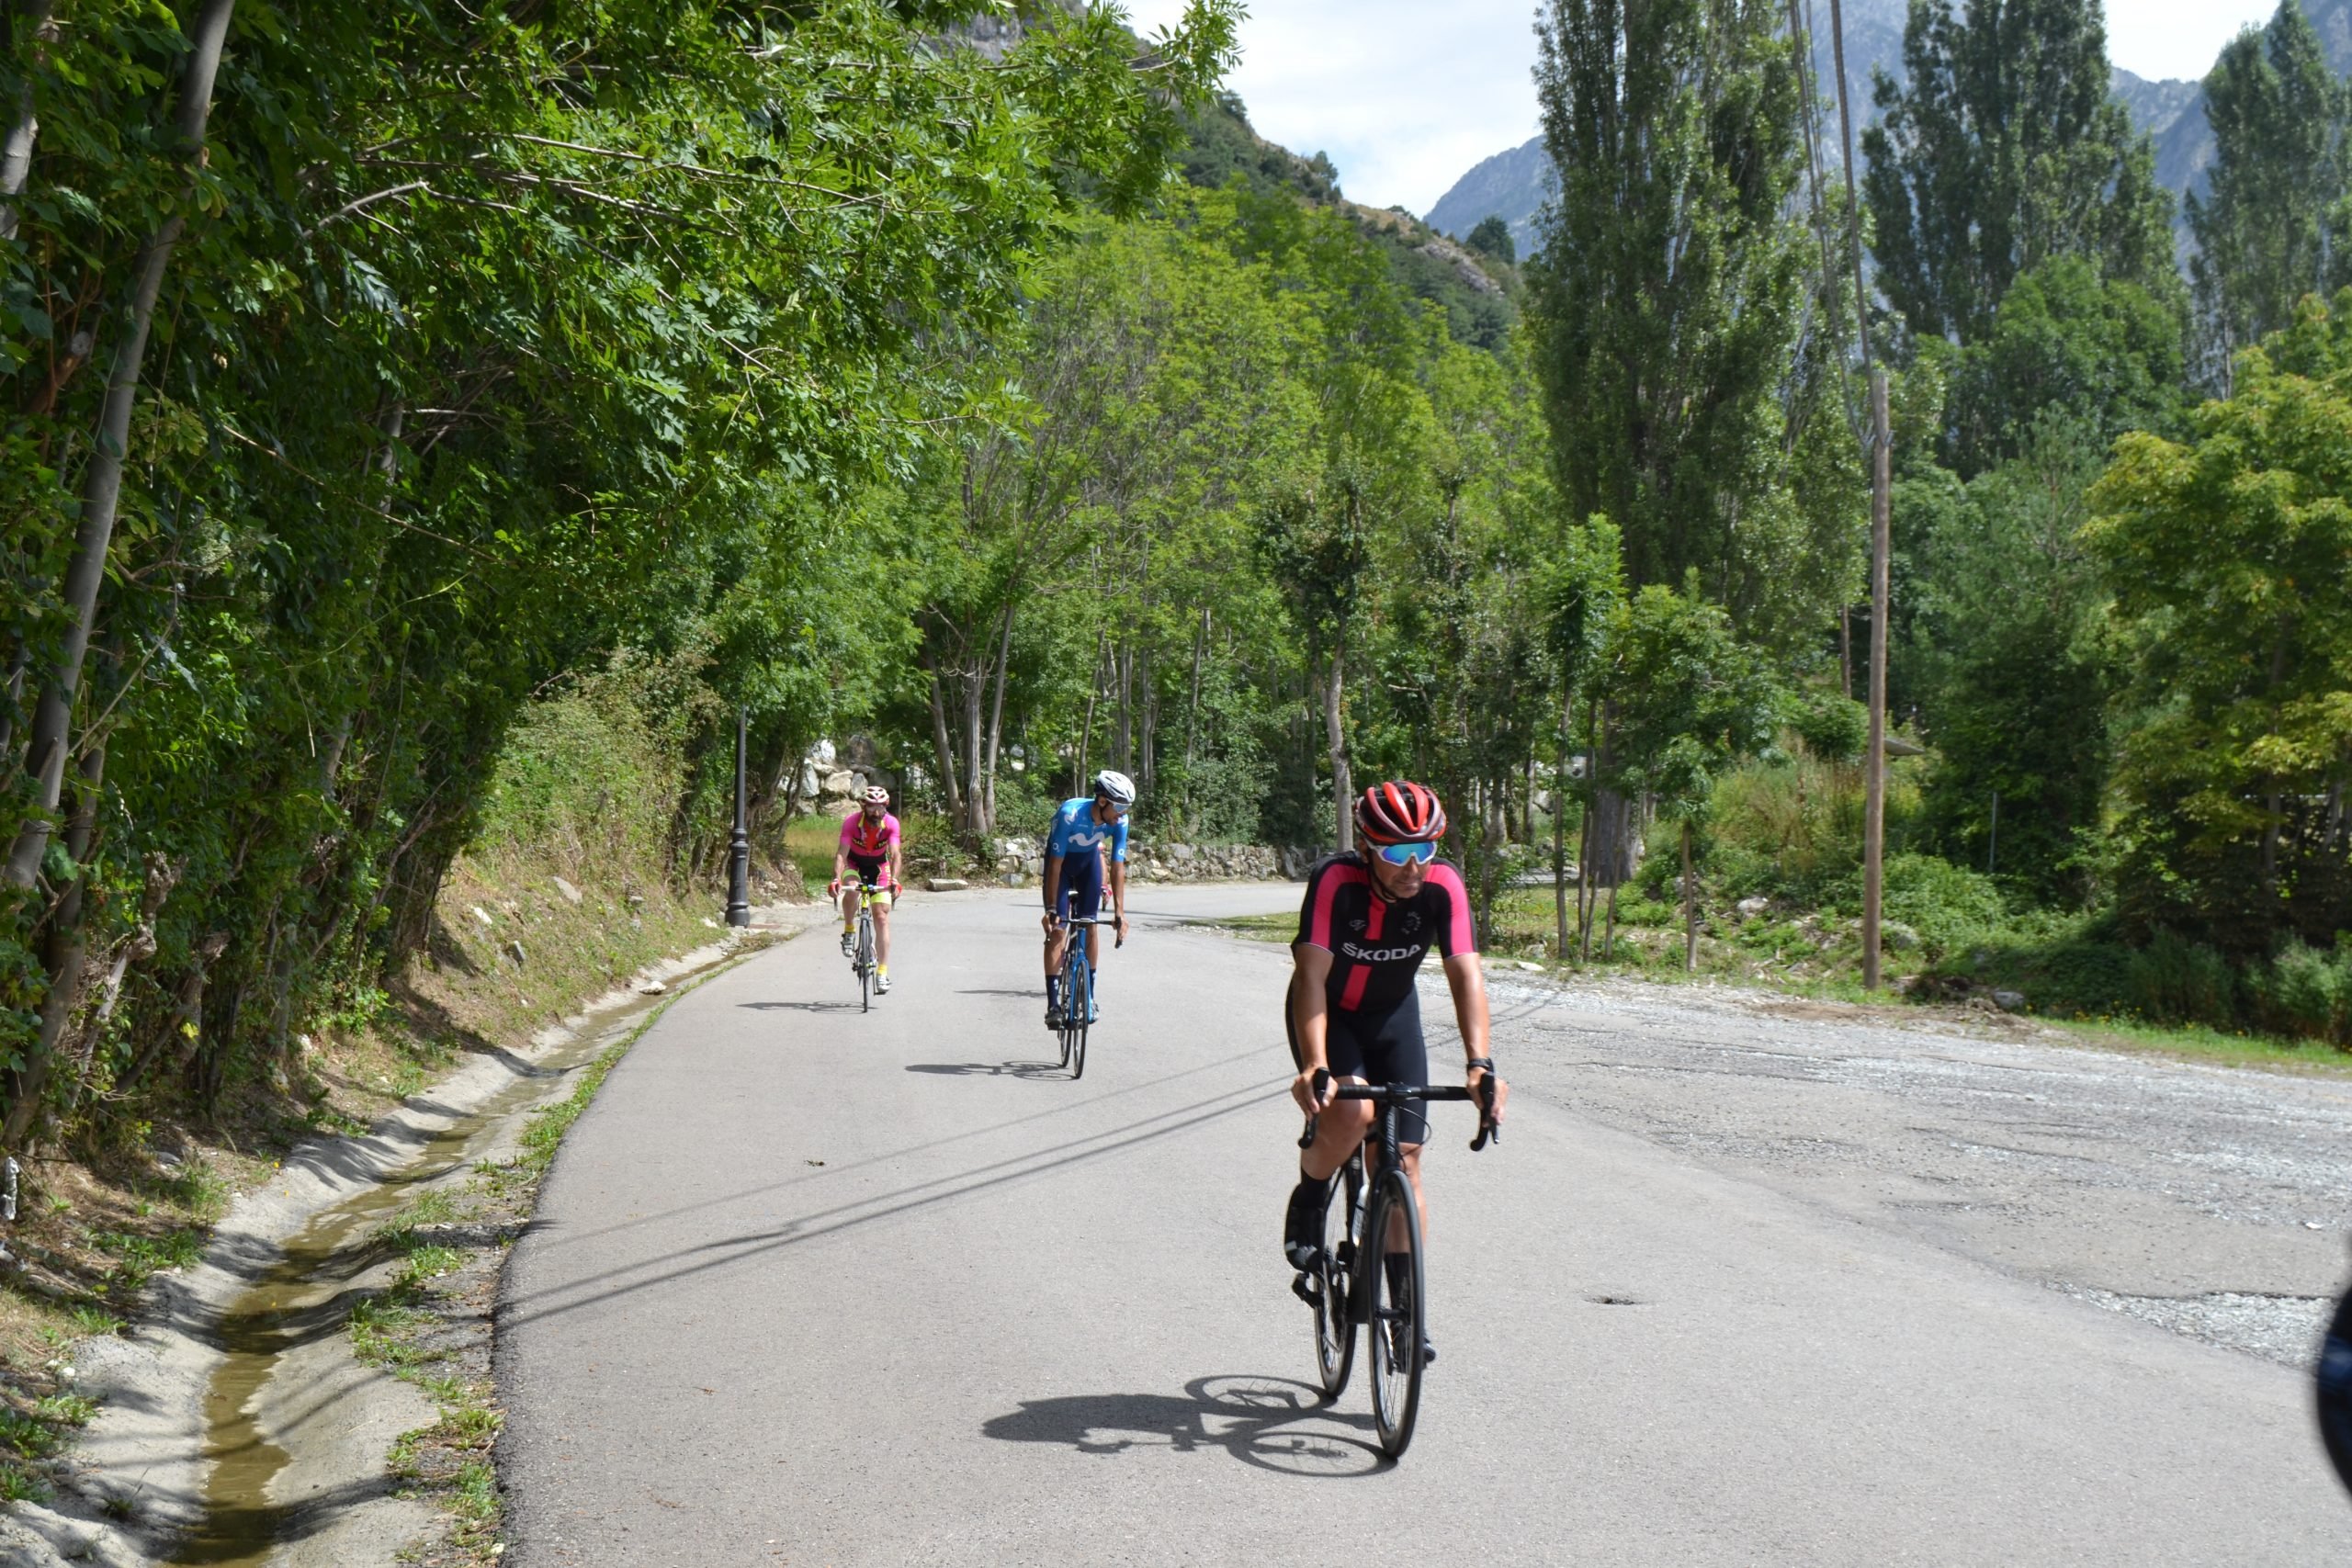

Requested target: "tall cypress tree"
[
  {"left": 2187, "top": 1, "right": 2347, "bottom": 393},
  {"left": 1862, "top": 0, "right": 2177, "bottom": 347}
]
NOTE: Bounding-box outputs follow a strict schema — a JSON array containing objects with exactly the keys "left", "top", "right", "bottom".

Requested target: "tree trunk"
[
  {"left": 2, "top": 736, "right": 102, "bottom": 1147},
  {"left": 6, "top": 0, "right": 237, "bottom": 887},
  {"left": 981, "top": 604, "right": 1013, "bottom": 832},
  {"left": 1113, "top": 637, "right": 1134, "bottom": 773},
  {"left": 0, "top": 1, "right": 55, "bottom": 243},
  {"left": 1078, "top": 629, "right": 1106, "bottom": 791},
  {"left": 1681, "top": 819, "right": 1698, "bottom": 972},
  {"left": 1325, "top": 649, "right": 1351, "bottom": 853},
  {"left": 1554, "top": 694, "right": 1572, "bottom": 959},
  {"left": 922, "top": 657, "right": 965, "bottom": 827},
  {"left": 1182, "top": 606, "right": 1207, "bottom": 829}
]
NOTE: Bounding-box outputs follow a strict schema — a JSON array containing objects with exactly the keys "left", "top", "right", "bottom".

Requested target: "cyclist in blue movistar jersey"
[{"left": 1040, "top": 770, "right": 1136, "bottom": 1029}]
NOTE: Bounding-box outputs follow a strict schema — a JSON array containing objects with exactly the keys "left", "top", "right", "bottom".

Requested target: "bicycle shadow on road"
[
  {"left": 734, "top": 1000, "right": 862, "bottom": 1014},
  {"left": 904, "top": 1061, "right": 1062, "bottom": 1079},
  {"left": 982, "top": 1374, "right": 1385, "bottom": 1477}
]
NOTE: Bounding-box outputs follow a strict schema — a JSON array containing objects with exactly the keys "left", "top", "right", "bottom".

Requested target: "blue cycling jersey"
[{"left": 1046, "top": 797, "right": 1128, "bottom": 864}]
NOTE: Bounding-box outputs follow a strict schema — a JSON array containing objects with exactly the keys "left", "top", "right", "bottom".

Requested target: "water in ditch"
[{"left": 164, "top": 988, "right": 674, "bottom": 1567}]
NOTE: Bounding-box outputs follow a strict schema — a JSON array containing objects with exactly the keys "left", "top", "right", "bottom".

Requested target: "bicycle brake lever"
[
  {"left": 1296, "top": 1067, "right": 1333, "bottom": 1148},
  {"left": 1471, "top": 1077, "right": 1500, "bottom": 1151}
]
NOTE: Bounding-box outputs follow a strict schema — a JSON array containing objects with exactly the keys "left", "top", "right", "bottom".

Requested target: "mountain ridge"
[{"left": 1427, "top": 1, "right": 2352, "bottom": 255}]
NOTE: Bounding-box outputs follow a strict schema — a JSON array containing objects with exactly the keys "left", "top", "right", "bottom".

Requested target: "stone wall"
[{"left": 962, "top": 839, "right": 1309, "bottom": 886}]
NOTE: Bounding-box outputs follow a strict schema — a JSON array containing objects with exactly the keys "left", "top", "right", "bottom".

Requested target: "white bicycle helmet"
[
  {"left": 1093, "top": 769, "right": 1136, "bottom": 807},
  {"left": 860, "top": 784, "right": 890, "bottom": 807}
]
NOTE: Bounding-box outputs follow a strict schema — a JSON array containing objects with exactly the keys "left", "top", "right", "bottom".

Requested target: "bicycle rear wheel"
[
  {"left": 1313, "top": 1156, "right": 1362, "bottom": 1401},
  {"left": 1065, "top": 957, "right": 1089, "bottom": 1079},
  {"left": 1365, "top": 1167, "right": 1425, "bottom": 1459}
]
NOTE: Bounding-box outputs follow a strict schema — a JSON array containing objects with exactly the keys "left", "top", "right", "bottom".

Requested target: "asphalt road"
[{"left": 499, "top": 884, "right": 2352, "bottom": 1566}]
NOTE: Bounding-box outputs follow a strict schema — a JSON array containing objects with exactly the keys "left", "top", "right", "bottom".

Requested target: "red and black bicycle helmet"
[{"left": 1354, "top": 781, "right": 1447, "bottom": 846}]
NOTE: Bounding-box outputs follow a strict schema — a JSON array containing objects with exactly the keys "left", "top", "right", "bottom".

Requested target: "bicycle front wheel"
[
  {"left": 1365, "top": 1167, "right": 1425, "bottom": 1459},
  {"left": 858, "top": 916, "right": 873, "bottom": 1013},
  {"left": 1065, "top": 958, "right": 1089, "bottom": 1079},
  {"left": 1313, "top": 1156, "right": 1362, "bottom": 1401}
]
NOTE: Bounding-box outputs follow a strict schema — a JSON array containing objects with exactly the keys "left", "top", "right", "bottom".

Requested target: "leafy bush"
[
  {"left": 2124, "top": 930, "right": 2235, "bottom": 1029},
  {"left": 2245, "top": 938, "right": 2352, "bottom": 1044}
]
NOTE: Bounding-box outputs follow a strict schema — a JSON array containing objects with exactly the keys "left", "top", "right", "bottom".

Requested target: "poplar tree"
[
  {"left": 1862, "top": 0, "right": 2177, "bottom": 347},
  {"left": 2187, "top": 0, "right": 2349, "bottom": 393},
  {"left": 1526, "top": 0, "right": 1838, "bottom": 639}
]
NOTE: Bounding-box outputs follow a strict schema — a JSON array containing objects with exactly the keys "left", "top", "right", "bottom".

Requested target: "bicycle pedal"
[{"left": 1290, "top": 1271, "right": 1320, "bottom": 1307}]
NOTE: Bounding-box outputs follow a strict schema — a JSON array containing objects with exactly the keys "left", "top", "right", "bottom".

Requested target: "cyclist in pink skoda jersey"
[{"left": 1282, "top": 781, "right": 1508, "bottom": 1366}]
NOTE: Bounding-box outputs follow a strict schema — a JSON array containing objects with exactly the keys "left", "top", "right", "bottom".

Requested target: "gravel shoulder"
[{"left": 1468, "top": 969, "right": 2352, "bottom": 1367}]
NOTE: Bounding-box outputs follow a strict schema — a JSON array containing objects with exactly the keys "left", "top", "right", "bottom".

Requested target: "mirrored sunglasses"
[{"left": 1374, "top": 840, "right": 1438, "bottom": 866}]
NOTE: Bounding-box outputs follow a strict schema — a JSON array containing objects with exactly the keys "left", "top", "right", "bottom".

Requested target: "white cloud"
[
  {"left": 1121, "top": 0, "right": 1540, "bottom": 214},
  {"left": 1119, "top": 1, "right": 2294, "bottom": 219}
]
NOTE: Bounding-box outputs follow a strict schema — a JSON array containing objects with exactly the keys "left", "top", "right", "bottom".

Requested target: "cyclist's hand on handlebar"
[
  {"left": 1290, "top": 1066, "right": 1335, "bottom": 1117},
  {"left": 1466, "top": 1064, "right": 1509, "bottom": 1124},
  {"left": 827, "top": 878, "right": 841, "bottom": 898},
  {"left": 1114, "top": 912, "right": 1131, "bottom": 946},
  {"left": 1039, "top": 910, "right": 1059, "bottom": 937}
]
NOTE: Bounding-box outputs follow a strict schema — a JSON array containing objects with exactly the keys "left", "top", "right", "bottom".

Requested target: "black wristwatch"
[{"left": 1465, "top": 1056, "right": 1494, "bottom": 1073}]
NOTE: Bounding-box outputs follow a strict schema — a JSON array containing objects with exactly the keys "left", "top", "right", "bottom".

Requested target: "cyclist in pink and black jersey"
[
  {"left": 1282, "top": 782, "right": 1509, "bottom": 1364},
  {"left": 831, "top": 787, "right": 903, "bottom": 993}
]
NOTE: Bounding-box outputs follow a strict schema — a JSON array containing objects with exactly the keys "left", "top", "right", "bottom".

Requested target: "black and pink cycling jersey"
[{"left": 1293, "top": 852, "right": 1476, "bottom": 1014}]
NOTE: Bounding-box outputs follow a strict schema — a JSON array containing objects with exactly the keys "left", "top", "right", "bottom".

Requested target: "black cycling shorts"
[
  {"left": 846, "top": 852, "right": 888, "bottom": 888},
  {"left": 1044, "top": 849, "right": 1105, "bottom": 923},
  {"left": 1284, "top": 985, "right": 1430, "bottom": 1147}
]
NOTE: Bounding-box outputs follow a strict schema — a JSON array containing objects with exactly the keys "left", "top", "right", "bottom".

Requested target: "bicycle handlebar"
[
  {"left": 1295, "top": 1067, "right": 1500, "bottom": 1151},
  {"left": 1054, "top": 914, "right": 1125, "bottom": 948}
]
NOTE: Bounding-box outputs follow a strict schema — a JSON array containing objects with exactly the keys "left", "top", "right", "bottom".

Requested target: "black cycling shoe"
[
  {"left": 1290, "top": 1271, "right": 1320, "bottom": 1307},
  {"left": 1044, "top": 1004, "right": 1063, "bottom": 1031},
  {"left": 1283, "top": 1176, "right": 1329, "bottom": 1271}
]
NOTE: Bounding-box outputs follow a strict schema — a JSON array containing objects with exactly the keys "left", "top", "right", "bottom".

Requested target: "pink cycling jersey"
[{"left": 839, "top": 810, "right": 900, "bottom": 862}]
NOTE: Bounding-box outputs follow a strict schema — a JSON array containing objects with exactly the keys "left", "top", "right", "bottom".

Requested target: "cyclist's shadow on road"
[{"left": 982, "top": 1374, "right": 1385, "bottom": 1476}]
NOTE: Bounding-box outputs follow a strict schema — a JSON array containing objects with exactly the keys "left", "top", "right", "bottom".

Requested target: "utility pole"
[
  {"left": 727, "top": 707, "right": 752, "bottom": 928},
  {"left": 1824, "top": 0, "right": 1892, "bottom": 990},
  {"left": 1861, "top": 371, "right": 1891, "bottom": 989}
]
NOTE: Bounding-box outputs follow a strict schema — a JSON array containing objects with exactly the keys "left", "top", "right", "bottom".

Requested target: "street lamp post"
[{"left": 727, "top": 706, "right": 752, "bottom": 928}]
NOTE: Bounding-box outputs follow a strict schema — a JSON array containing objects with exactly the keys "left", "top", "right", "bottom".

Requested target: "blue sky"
[{"left": 1122, "top": 1, "right": 2285, "bottom": 216}]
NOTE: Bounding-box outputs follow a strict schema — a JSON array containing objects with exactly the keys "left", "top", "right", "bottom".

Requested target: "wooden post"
[{"left": 1861, "top": 369, "right": 1892, "bottom": 989}]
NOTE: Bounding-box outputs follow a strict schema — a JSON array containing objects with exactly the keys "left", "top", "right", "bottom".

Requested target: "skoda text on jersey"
[
  {"left": 1295, "top": 852, "right": 1476, "bottom": 1013},
  {"left": 1046, "top": 797, "right": 1129, "bottom": 864}
]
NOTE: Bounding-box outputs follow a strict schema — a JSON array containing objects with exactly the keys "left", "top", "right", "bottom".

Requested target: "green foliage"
[
  {"left": 1598, "top": 583, "right": 1781, "bottom": 824},
  {"left": 2245, "top": 936, "right": 2352, "bottom": 1043},
  {"left": 1862, "top": 0, "right": 2180, "bottom": 348},
  {"left": 2086, "top": 294, "right": 2352, "bottom": 954},
  {"left": 2188, "top": 1, "right": 2351, "bottom": 390},
  {"left": 1528, "top": 0, "right": 1860, "bottom": 649},
  {"left": 1897, "top": 415, "right": 2116, "bottom": 904},
  {"left": 1941, "top": 258, "right": 2185, "bottom": 477},
  {"left": 1790, "top": 687, "right": 1868, "bottom": 764},
  {"left": 1464, "top": 216, "right": 1516, "bottom": 268},
  {"left": 0, "top": 0, "right": 1241, "bottom": 1145}
]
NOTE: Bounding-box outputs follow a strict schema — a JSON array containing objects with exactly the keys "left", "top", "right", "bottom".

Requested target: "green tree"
[
  {"left": 1528, "top": 0, "right": 1857, "bottom": 645},
  {"left": 1596, "top": 581, "right": 1781, "bottom": 967},
  {"left": 2086, "top": 293, "right": 2352, "bottom": 954},
  {"left": 1862, "top": 0, "right": 2179, "bottom": 348},
  {"left": 2187, "top": 0, "right": 2349, "bottom": 393},
  {"left": 1906, "top": 416, "right": 2116, "bottom": 902},
  {"left": 1464, "top": 215, "right": 1516, "bottom": 267},
  {"left": 1940, "top": 255, "right": 2186, "bottom": 477}
]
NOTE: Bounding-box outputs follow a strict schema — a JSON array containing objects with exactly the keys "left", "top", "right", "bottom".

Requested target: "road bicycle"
[
  {"left": 1294, "top": 1069, "right": 1497, "bottom": 1460},
  {"left": 1050, "top": 914, "right": 1120, "bottom": 1079},
  {"left": 842, "top": 874, "right": 888, "bottom": 1013}
]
